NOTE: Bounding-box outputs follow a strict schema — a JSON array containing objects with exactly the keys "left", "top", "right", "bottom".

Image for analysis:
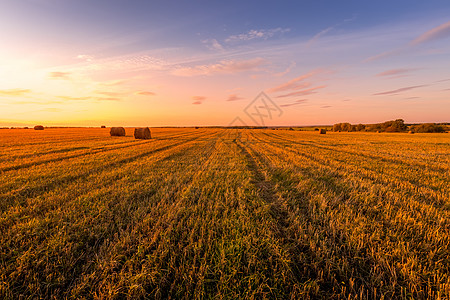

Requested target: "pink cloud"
[
  {"left": 366, "top": 21, "right": 450, "bottom": 62},
  {"left": 275, "top": 86, "right": 327, "bottom": 98},
  {"left": 192, "top": 96, "right": 206, "bottom": 104},
  {"left": 267, "top": 69, "right": 326, "bottom": 93},
  {"left": 226, "top": 94, "right": 245, "bottom": 101},
  {"left": 173, "top": 58, "right": 266, "bottom": 76},
  {"left": 135, "top": 91, "right": 156, "bottom": 96},
  {"left": 280, "top": 99, "right": 308, "bottom": 107},
  {"left": 373, "top": 85, "right": 427, "bottom": 96},
  {"left": 410, "top": 21, "right": 450, "bottom": 46},
  {"left": 273, "top": 62, "right": 296, "bottom": 77},
  {"left": 376, "top": 68, "right": 416, "bottom": 77}
]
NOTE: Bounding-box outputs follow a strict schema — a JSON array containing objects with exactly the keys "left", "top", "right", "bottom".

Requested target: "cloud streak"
[
  {"left": 376, "top": 68, "right": 416, "bottom": 77},
  {"left": 48, "top": 72, "right": 71, "bottom": 79},
  {"left": 192, "top": 96, "right": 206, "bottom": 105},
  {"left": 267, "top": 70, "right": 321, "bottom": 93},
  {"left": 410, "top": 21, "right": 450, "bottom": 46},
  {"left": 373, "top": 85, "right": 426, "bottom": 96},
  {"left": 275, "top": 86, "right": 326, "bottom": 98},
  {"left": 226, "top": 94, "right": 244, "bottom": 101},
  {"left": 173, "top": 58, "right": 266, "bottom": 76},
  {"left": 280, "top": 99, "right": 308, "bottom": 107},
  {"left": 366, "top": 21, "right": 450, "bottom": 62},
  {"left": 225, "top": 28, "right": 290, "bottom": 43},
  {"left": 135, "top": 91, "right": 156, "bottom": 96},
  {"left": 0, "top": 89, "right": 32, "bottom": 96}
]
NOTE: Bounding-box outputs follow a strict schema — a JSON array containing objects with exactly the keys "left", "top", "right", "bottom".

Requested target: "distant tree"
[
  {"left": 341, "top": 123, "right": 352, "bottom": 132},
  {"left": 411, "top": 123, "right": 445, "bottom": 133},
  {"left": 356, "top": 124, "right": 365, "bottom": 131},
  {"left": 333, "top": 123, "right": 341, "bottom": 132}
]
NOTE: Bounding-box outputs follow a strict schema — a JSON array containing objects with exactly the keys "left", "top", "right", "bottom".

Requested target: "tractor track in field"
[
  {"left": 233, "top": 136, "right": 317, "bottom": 284},
  {"left": 0, "top": 131, "right": 219, "bottom": 213}
]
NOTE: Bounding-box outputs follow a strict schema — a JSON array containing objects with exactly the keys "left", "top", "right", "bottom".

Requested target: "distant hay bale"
[
  {"left": 110, "top": 127, "right": 125, "bottom": 136},
  {"left": 134, "top": 127, "right": 151, "bottom": 139},
  {"left": 319, "top": 128, "right": 326, "bottom": 134},
  {"left": 101, "top": 125, "right": 106, "bottom": 128},
  {"left": 409, "top": 130, "right": 414, "bottom": 134},
  {"left": 34, "top": 125, "right": 44, "bottom": 130}
]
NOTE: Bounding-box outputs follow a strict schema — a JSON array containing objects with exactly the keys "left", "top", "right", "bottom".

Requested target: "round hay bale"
[
  {"left": 408, "top": 130, "right": 414, "bottom": 134},
  {"left": 134, "top": 127, "right": 151, "bottom": 139},
  {"left": 34, "top": 125, "right": 44, "bottom": 130},
  {"left": 101, "top": 125, "right": 106, "bottom": 128},
  {"left": 110, "top": 127, "right": 125, "bottom": 136},
  {"left": 319, "top": 128, "right": 326, "bottom": 134}
]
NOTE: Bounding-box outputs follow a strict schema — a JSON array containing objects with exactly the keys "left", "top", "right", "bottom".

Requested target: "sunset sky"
[{"left": 1, "top": 0, "right": 449, "bottom": 127}]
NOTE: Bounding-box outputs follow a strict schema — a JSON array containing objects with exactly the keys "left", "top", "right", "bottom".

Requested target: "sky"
[{"left": 1, "top": 0, "right": 450, "bottom": 127}]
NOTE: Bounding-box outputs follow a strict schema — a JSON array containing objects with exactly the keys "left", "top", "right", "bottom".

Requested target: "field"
[{"left": 0, "top": 128, "right": 449, "bottom": 299}]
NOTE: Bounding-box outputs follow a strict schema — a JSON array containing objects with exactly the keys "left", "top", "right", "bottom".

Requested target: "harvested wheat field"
[{"left": 0, "top": 128, "right": 449, "bottom": 299}]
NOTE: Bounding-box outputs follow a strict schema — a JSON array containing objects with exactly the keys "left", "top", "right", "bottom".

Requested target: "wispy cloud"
[
  {"left": 95, "top": 91, "right": 125, "bottom": 96},
  {"left": 275, "top": 85, "right": 326, "bottom": 98},
  {"left": 410, "top": 21, "right": 450, "bottom": 46},
  {"left": 173, "top": 58, "right": 267, "bottom": 76},
  {"left": 225, "top": 28, "right": 290, "bottom": 43},
  {"left": 99, "top": 80, "right": 127, "bottom": 86},
  {"left": 280, "top": 99, "right": 308, "bottom": 107},
  {"left": 57, "top": 96, "right": 92, "bottom": 101},
  {"left": 135, "top": 91, "right": 156, "bottom": 96},
  {"left": 306, "top": 16, "right": 356, "bottom": 47},
  {"left": 376, "top": 68, "right": 416, "bottom": 77},
  {"left": 0, "top": 89, "right": 32, "bottom": 96},
  {"left": 321, "top": 105, "right": 332, "bottom": 109},
  {"left": 366, "top": 21, "right": 450, "bottom": 62},
  {"left": 373, "top": 85, "right": 426, "bottom": 95},
  {"left": 267, "top": 69, "right": 326, "bottom": 93},
  {"left": 93, "top": 97, "right": 120, "bottom": 101},
  {"left": 274, "top": 62, "right": 296, "bottom": 77},
  {"left": 48, "top": 71, "right": 71, "bottom": 80},
  {"left": 226, "top": 94, "right": 245, "bottom": 101},
  {"left": 76, "top": 54, "right": 94, "bottom": 62},
  {"left": 192, "top": 96, "right": 206, "bottom": 105},
  {"left": 202, "top": 39, "right": 224, "bottom": 51}
]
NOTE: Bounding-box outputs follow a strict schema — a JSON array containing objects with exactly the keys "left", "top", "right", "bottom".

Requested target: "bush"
[{"left": 411, "top": 123, "right": 445, "bottom": 133}]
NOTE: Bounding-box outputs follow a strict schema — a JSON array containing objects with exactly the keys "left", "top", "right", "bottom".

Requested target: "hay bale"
[
  {"left": 110, "top": 127, "right": 125, "bottom": 136},
  {"left": 34, "top": 125, "right": 44, "bottom": 130},
  {"left": 101, "top": 125, "right": 106, "bottom": 128},
  {"left": 134, "top": 127, "right": 151, "bottom": 139},
  {"left": 319, "top": 128, "right": 326, "bottom": 134},
  {"left": 408, "top": 130, "right": 414, "bottom": 134}
]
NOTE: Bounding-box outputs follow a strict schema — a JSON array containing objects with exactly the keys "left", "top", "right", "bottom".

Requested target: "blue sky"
[{"left": 1, "top": 0, "right": 449, "bottom": 126}]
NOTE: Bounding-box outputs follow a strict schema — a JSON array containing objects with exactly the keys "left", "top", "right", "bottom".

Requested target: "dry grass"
[{"left": 0, "top": 128, "right": 448, "bottom": 299}]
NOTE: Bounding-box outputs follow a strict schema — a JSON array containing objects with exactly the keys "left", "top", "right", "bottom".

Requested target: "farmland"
[{"left": 0, "top": 128, "right": 449, "bottom": 299}]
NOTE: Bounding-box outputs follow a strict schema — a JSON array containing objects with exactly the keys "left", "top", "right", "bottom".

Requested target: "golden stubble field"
[{"left": 0, "top": 127, "right": 449, "bottom": 299}]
